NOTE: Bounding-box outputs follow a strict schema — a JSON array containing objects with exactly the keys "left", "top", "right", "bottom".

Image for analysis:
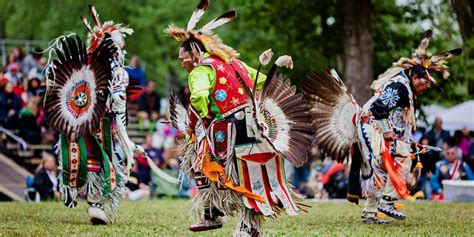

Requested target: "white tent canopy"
[
  {"left": 436, "top": 100, "right": 474, "bottom": 131},
  {"left": 417, "top": 104, "right": 447, "bottom": 128}
]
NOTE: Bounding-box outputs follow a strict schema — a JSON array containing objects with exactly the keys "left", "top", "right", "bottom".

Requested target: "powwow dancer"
[
  {"left": 43, "top": 5, "right": 144, "bottom": 224},
  {"left": 166, "top": 0, "right": 315, "bottom": 235},
  {"left": 302, "top": 30, "right": 461, "bottom": 224}
]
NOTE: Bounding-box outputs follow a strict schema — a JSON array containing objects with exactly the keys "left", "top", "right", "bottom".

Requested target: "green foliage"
[
  {"left": 1, "top": 0, "right": 471, "bottom": 105},
  {"left": 371, "top": 0, "right": 472, "bottom": 107}
]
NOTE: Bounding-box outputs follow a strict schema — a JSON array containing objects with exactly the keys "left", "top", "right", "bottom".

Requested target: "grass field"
[{"left": 0, "top": 199, "right": 473, "bottom": 236}]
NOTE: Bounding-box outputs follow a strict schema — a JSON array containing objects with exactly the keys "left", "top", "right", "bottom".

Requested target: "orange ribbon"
[
  {"left": 381, "top": 141, "right": 410, "bottom": 199},
  {"left": 201, "top": 151, "right": 265, "bottom": 203}
]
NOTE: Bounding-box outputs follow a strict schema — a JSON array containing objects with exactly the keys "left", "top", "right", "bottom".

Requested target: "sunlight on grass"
[{"left": 0, "top": 200, "right": 473, "bottom": 236}]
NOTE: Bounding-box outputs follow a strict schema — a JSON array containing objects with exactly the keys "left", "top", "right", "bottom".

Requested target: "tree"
[
  {"left": 342, "top": 0, "right": 373, "bottom": 103},
  {"left": 450, "top": 0, "right": 473, "bottom": 42},
  {"left": 1, "top": 0, "right": 470, "bottom": 106},
  {"left": 451, "top": 0, "right": 474, "bottom": 95}
]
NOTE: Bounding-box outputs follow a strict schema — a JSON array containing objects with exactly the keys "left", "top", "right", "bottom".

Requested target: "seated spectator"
[
  {"left": 152, "top": 149, "right": 180, "bottom": 198},
  {"left": 135, "top": 135, "right": 164, "bottom": 185},
  {"left": 292, "top": 146, "right": 317, "bottom": 195},
  {"left": 33, "top": 153, "right": 60, "bottom": 201},
  {"left": 421, "top": 117, "right": 451, "bottom": 199},
  {"left": 4, "top": 63, "right": 23, "bottom": 87},
  {"left": 12, "top": 47, "right": 25, "bottom": 63},
  {"left": 27, "top": 57, "right": 47, "bottom": 82},
  {"left": 430, "top": 147, "right": 474, "bottom": 200},
  {"left": 320, "top": 159, "right": 348, "bottom": 199},
  {"left": 423, "top": 117, "right": 451, "bottom": 170},
  {"left": 138, "top": 81, "right": 161, "bottom": 133},
  {"left": 19, "top": 98, "right": 42, "bottom": 144},
  {"left": 305, "top": 147, "right": 325, "bottom": 199},
  {"left": 3, "top": 53, "right": 16, "bottom": 73},
  {"left": 152, "top": 111, "right": 179, "bottom": 150},
  {"left": 4, "top": 63, "right": 27, "bottom": 104},
  {"left": 125, "top": 166, "right": 151, "bottom": 201},
  {"left": 22, "top": 48, "right": 43, "bottom": 76},
  {"left": 26, "top": 78, "right": 42, "bottom": 99},
  {"left": 454, "top": 128, "right": 472, "bottom": 161},
  {"left": 126, "top": 55, "right": 147, "bottom": 87},
  {"left": 0, "top": 81, "right": 22, "bottom": 129}
]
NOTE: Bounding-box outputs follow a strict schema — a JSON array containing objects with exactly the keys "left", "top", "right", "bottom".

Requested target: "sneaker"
[
  {"left": 360, "top": 212, "right": 389, "bottom": 224},
  {"left": 88, "top": 203, "right": 108, "bottom": 225},
  {"left": 378, "top": 202, "right": 406, "bottom": 220}
]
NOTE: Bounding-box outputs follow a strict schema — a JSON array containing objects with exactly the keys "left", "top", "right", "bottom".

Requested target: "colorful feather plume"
[
  {"left": 82, "top": 4, "right": 133, "bottom": 53},
  {"left": 165, "top": 0, "right": 239, "bottom": 63},
  {"left": 373, "top": 29, "right": 462, "bottom": 87}
]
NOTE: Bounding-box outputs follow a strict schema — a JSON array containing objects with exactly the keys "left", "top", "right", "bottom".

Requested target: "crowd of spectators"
[
  {"left": 3, "top": 48, "right": 471, "bottom": 202},
  {"left": 137, "top": 81, "right": 161, "bottom": 133},
  {"left": 125, "top": 110, "right": 185, "bottom": 200},
  {"left": 288, "top": 145, "right": 350, "bottom": 199},
  {"left": 0, "top": 47, "right": 53, "bottom": 145},
  {"left": 416, "top": 118, "right": 474, "bottom": 200},
  {"left": 290, "top": 117, "right": 474, "bottom": 200}
]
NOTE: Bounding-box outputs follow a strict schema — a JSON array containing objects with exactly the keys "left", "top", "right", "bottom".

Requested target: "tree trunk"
[
  {"left": 450, "top": 0, "right": 473, "bottom": 42},
  {"left": 450, "top": 0, "right": 473, "bottom": 95},
  {"left": 342, "top": 0, "right": 373, "bottom": 104}
]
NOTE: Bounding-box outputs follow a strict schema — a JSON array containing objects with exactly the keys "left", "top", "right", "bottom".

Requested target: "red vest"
[{"left": 199, "top": 56, "right": 254, "bottom": 120}]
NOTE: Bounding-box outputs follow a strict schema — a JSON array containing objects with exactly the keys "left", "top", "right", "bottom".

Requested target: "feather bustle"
[
  {"left": 302, "top": 69, "right": 358, "bottom": 162},
  {"left": 44, "top": 35, "right": 114, "bottom": 141}
]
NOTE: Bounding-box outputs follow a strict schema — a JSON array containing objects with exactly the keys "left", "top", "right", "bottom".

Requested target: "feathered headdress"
[
  {"left": 81, "top": 5, "right": 133, "bottom": 53},
  {"left": 164, "top": 0, "right": 239, "bottom": 63},
  {"left": 372, "top": 30, "right": 462, "bottom": 91}
]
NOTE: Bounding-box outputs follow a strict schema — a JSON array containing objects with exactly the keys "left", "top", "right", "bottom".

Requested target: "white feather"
[
  {"left": 81, "top": 16, "right": 93, "bottom": 34},
  {"left": 110, "top": 31, "right": 125, "bottom": 49},
  {"left": 90, "top": 5, "right": 101, "bottom": 28},
  {"left": 169, "top": 92, "right": 188, "bottom": 134},
  {"left": 275, "top": 55, "right": 293, "bottom": 69},
  {"left": 201, "top": 11, "right": 237, "bottom": 33},
  {"left": 187, "top": 0, "right": 209, "bottom": 31},
  {"left": 259, "top": 48, "right": 273, "bottom": 66},
  {"left": 330, "top": 69, "right": 342, "bottom": 82}
]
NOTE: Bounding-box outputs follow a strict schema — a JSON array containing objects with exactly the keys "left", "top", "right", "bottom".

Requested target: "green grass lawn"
[{"left": 0, "top": 199, "right": 473, "bottom": 236}]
